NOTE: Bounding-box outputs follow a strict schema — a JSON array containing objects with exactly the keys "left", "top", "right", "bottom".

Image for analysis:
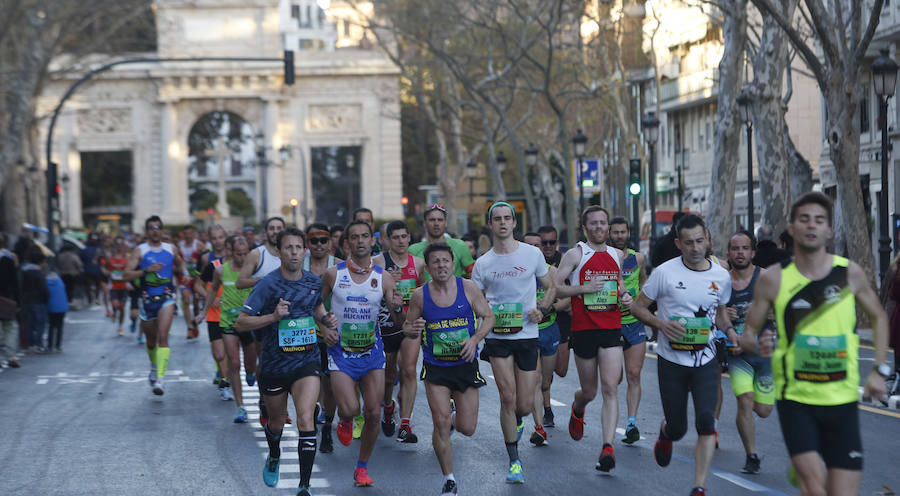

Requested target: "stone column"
[
  {"left": 263, "top": 98, "right": 281, "bottom": 220},
  {"left": 161, "top": 101, "right": 190, "bottom": 224}
]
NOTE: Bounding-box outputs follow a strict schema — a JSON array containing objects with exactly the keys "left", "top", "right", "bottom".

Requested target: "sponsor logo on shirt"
[
  {"left": 347, "top": 296, "right": 369, "bottom": 303},
  {"left": 675, "top": 281, "right": 686, "bottom": 290},
  {"left": 371, "top": 279, "right": 378, "bottom": 288},
  {"left": 491, "top": 266, "right": 528, "bottom": 279}
]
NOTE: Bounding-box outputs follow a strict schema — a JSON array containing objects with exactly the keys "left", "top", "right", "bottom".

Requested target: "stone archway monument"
[{"left": 204, "top": 138, "right": 232, "bottom": 219}]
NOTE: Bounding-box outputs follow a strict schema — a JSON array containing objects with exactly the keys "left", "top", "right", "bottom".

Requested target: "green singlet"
[{"left": 219, "top": 261, "right": 252, "bottom": 330}]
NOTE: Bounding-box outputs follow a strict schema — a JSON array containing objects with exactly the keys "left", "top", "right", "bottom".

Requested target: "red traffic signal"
[{"left": 401, "top": 196, "right": 409, "bottom": 205}]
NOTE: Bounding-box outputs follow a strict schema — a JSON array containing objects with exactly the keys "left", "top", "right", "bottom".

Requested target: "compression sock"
[
  {"left": 324, "top": 415, "right": 334, "bottom": 432},
  {"left": 146, "top": 345, "right": 157, "bottom": 364},
  {"left": 156, "top": 347, "right": 170, "bottom": 378},
  {"left": 383, "top": 400, "right": 395, "bottom": 415},
  {"left": 505, "top": 442, "right": 519, "bottom": 464},
  {"left": 516, "top": 415, "right": 523, "bottom": 425},
  {"left": 264, "top": 424, "right": 283, "bottom": 458},
  {"left": 298, "top": 431, "right": 317, "bottom": 488}
]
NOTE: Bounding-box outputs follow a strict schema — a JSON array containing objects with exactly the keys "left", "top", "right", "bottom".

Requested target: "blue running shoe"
[
  {"left": 213, "top": 370, "right": 222, "bottom": 386},
  {"left": 263, "top": 456, "right": 280, "bottom": 487},
  {"left": 506, "top": 460, "right": 524, "bottom": 484},
  {"left": 297, "top": 486, "right": 312, "bottom": 496},
  {"left": 246, "top": 372, "right": 256, "bottom": 387},
  {"left": 516, "top": 420, "right": 525, "bottom": 442},
  {"left": 234, "top": 407, "right": 248, "bottom": 423}
]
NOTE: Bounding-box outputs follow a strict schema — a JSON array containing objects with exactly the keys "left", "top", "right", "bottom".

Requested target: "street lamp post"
[
  {"left": 737, "top": 90, "right": 755, "bottom": 234},
  {"left": 572, "top": 130, "right": 587, "bottom": 215},
  {"left": 255, "top": 133, "right": 268, "bottom": 224},
  {"left": 61, "top": 172, "right": 70, "bottom": 228},
  {"left": 280, "top": 145, "right": 309, "bottom": 225},
  {"left": 467, "top": 159, "right": 478, "bottom": 201},
  {"left": 872, "top": 48, "right": 899, "bottom": 283},
  {"left": 641, "top": 112, "right": 660, "bottom": 254},
  {"left": 289, "top": 197, "right": 299, "bottom": 226}
]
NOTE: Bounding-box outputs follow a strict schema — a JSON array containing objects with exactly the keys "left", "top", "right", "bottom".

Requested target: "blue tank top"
[
  {"left": 421, "top": 277, "right": 476, "bottom": 367},
  {"left": 138, "top": 242, "right": 175, "bottom": 297}
]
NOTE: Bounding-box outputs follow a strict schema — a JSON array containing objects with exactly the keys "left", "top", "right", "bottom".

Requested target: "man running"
[
  {"left": 537, "top": 225, "right": 573, "bottom": 420},
  {"left": 106, "top": 236, "right": 131, "bottom": 336},
  {"left": 124, "top": 216, "right": 186, "bottom": 396},
  {"left": 404, "top": 242, "right": 494, "bottom": 496},
  {"left": 409, "top": 205, "right": 475, "bottom": 282},
  {"left": 304, "top": 222, "right": 341, "bottom": 452},
  {"left": 320, "top": 220, "right": 402, "bottom": 487},
  {"left": 179, "top": 225, "right": 204, "bottom": 339},
  {"left": 552, "top": 207, "right": 631, "bottom": 472},
  {"left": 196, "top": 234, "right": 258, "bottom": 422},
  {"left": 374, "top": 220, "right": 425, "bottom": 442},
  {"left": 196, "top": 225, "right": 232, "bottom": 396},
  {"left": 608, "top": 217, "right": 648, "bottom": 444},
  {"left": 630, "top": 214, "right": 734, "bottom": 496},
  {"left": 721, "top": 230, "right": 775, "bottom": 474},
  {"left": 352, "top": 207, "right": 382, "bottom": 256},
  {"left": 235, "top": 227, "right": 337, "bottom": 496},
  {"left": 472, "top": 202, "right": 556, "bottom": 484},
  {"left": 740, "top": 192, "right": 889, "bottom": 496}
]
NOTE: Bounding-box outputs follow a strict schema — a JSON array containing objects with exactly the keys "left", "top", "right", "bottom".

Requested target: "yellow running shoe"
[{"left": 353, "top": 414, "right": 364, "bottom": 439}]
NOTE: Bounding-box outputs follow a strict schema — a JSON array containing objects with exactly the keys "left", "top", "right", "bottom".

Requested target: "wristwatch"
[{"left": 874, "top": 362, "right": 892, "bottom": 378}]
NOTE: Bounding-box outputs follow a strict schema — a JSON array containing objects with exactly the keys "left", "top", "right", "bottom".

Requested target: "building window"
[
  {"left": 860, "top": 95, "right": 870, "bottom": 134},
  {"left": 231, "top": 160, "right": 242, "bottom": 177},
  {"left": 306, "top": 5, "right": 312, "bottom": 27},
  {"left": 344, "top": 19, "right": 351, "bottom": 37},
  {"left": 705, "top": 121, "right": 711, "bottom": 150},
  {"left": 291, "top": 4, "right": 300, "bottom": 19}
]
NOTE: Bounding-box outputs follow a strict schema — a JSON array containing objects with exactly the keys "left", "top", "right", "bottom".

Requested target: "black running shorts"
[
  {"left": 420, "top": 360, "right": 487, "bottom": 392},
  {"left": 570, "top": 329, "right": 624, "bottom": 359},
  {"left": 207, "top": 321, "right": 222, "bottom": 341},
  {"left": 481, "top": 338, "right": 539, "bottom": 371},
  {"left": 382, "top": 331, "right": 405, "bottom": 354},
  {"left": 776, "top": 400, "right": 862, "bottom": 470},
  {"left": 259, "top": 360, "right": 323, "bottom": 396}
]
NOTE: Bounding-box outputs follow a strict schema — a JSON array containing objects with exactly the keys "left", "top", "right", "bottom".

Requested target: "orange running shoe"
[{"left": 353, "top": 467, "right": 373, "bottom": 487}]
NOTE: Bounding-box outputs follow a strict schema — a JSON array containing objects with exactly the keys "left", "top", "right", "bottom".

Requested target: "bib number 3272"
[{"left": 278, "top": 317, "right": 317, "bottom": 352}]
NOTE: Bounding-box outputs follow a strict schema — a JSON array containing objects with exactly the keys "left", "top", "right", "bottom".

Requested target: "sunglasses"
[
  {"left": 426, "top": 204, "right": 446, "bottom": 213},
  {"left": 308, "top": 237, "right": 330, "bottom": 245},
  {"left": 541, "top": 239, "right": 558, "bottom": 246},
  {"left": 148, "top": 225, "right": 162, "bottom": 231}
]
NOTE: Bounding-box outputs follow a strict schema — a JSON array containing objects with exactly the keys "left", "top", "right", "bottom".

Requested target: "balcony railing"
[{"left": 660, "top": 68, "right": 719, "bottom": 103}]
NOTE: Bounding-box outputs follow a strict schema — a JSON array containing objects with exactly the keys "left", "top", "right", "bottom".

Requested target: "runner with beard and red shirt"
[{"left": 105, "top": 236, "right": 131, "bottom": 336}]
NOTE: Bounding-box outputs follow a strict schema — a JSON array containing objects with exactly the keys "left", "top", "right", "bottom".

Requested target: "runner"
[
  {"left": 320, "top": 220, "right": 403, "bottom": 487},
  {"left": 552, "top": 206, "right": 631, "bottom": 472},
  {"left": 352, "top": 207, "right": 382, "bottom": 256},
  {"left": 630, "top": 214, "right": 734, "bottom": 495},
  {"left": 374, "top": 220, "right": 426, "bottom": 442},
  {"left": 105, "top": 236, "right": 131, "bottom": 336},
  {"left": 243, "top": 225, "right": 260, "bottom": 248},
  {"left": 408, "top": 204, "right": 475, "bottom": 282},
  {"left": 537, "top": 225, "right": 573, "bottom": 424},
  {"left": 330, "top": 224, "right": 345, "bottom": 260},
  {"left": 195, "top": 225, "right": 232, "bottom": 397},
  {"left": 720, "top": 230, "right": 775, "bottom": 474},
  {"left": 607, "top": 217, "right": 648, "bottom": 444},
  {"left": 178, "top": 225, "right": 204, "bottom": 339},
  {"left": 304, "top": 222, "right": 341, "bottom": 453},
  {"left": 234, "top": 227, "right": 338, "bottom": 496},
  {"left": 196, "top": 234, "right": 259, "bottom": 422},
  {"left": 739, "top": 192, "right": 889, "bottom": 495},
  {"left": 404, "top": 242, "right": 494, "bottom": 496},
  {"left": 123, "top": 216, "right": 186, "bottom": 396},
  {"left": 238, "top": 216, "right": 287, "bottom": 426},
  {"left": 522, "top": 232, "right": 567, "bottom": 445},
  {"left": 472, "top": 202, "right": 556, "bottom": 484}
]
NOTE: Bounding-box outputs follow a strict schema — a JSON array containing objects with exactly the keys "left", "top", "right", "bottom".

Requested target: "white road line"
[
  {"left": 549, "top": 398, "right": 566, "bottom": 407},
  {"left": 276, "top": 478, "right": 330, "bottom": 489},
  {"left": 276, "top": 463, "right": 322, "bottom": 473}
]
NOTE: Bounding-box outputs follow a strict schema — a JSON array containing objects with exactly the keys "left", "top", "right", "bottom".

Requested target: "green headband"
[{"left": 488, "top": 201, "right": 516, "bottom": 219}]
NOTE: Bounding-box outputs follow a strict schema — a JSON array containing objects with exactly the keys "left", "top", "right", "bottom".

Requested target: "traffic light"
[
  {"left": 283, "top": 50, "right": 295, "bottom": 85},
  {"left": 629, "top": 158, "right": 641, "bottom": 196},
  {"left": 47, "top": 162, "right": 59, "bottom": 203}
]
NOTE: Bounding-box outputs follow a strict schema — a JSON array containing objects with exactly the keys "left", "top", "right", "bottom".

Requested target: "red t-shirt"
[
  {"left": 569, "top": 242, "right": 622, "bottom": 331},
  {"left": 107, "top": 257, "right": 129, "bottom": 291}
]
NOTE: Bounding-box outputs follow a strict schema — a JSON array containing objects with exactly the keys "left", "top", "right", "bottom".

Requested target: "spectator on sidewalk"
[
  {"left": 57, "top": 245, "right": 83, "bottom": 305},
  {"left": 882, "top": 252, "right": 900, "bottom": 384},
  {"left": 46, "top": 269, "right": 69, "bottom": 353},
  {"left": 0, "top": 233, "right": 21, "bottom": 368},
  {"left": 22, "top": 247, "right": 49, "bottom": 353}
]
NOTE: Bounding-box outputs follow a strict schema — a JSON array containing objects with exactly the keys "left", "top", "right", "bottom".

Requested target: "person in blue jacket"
[{"left": 47, "top": 269, "right": 69, "bottom": 352}]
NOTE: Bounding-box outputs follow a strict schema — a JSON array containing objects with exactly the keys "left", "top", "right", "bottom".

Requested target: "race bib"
[
  {"left": 111, "top": 270, "right": 124, "bottom": 281},
  {"left": 396, "top": 278, "right": 416, "bottom": 304},
  {"left": 226, "top": 307, "right": 241, "bottom": 317},
  {"left": 492, "top": 302, "right": 523, "bottom": 334},
  {"left": 669, "top": 316, "right": 711, "bottom": 351},
  {"left": 432, "top": 328, "right": 469, "bottom": 361},
  {"left": 340, "top": 321, "right": 377, "bottom": 352},
  {"left": 583, "top": 280, "right": 618, "bottom": 312},
  {"left": 793, "top": 334, "right": 848, "bottom": 382},
  {"left": 278, "top": 317, "right": 317, "bottom": 351}
]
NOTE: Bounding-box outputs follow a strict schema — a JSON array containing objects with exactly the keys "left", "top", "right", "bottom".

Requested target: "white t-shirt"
[
  {"left": 641, "top": 257, "right": 732, "bottom": 367},
  {"left": 472, "top": 242, "right": 548, "bottom": 340}
]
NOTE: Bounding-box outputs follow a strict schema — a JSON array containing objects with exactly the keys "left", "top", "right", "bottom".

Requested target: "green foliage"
[{"left": 227, "top": 189, "right": 255, "bottom": 218}]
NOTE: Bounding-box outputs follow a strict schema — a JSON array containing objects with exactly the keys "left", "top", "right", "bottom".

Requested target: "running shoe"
[
  {"left": 654, "top": 435, "right": 673, "bottom": 467},
  {"left": 787, "top": 465, "right": 800, "bottom": 487},
  {"left": 263, "top": 456, "right": 280, "bottom": 487},
  {"left": 397, "top": 424, "right": 418, "bottom": 443},
  {"left": 234, "top": 407, "right": 248, "bottom": 423},
  {"left": 741, "top": 453, "right": 761, "bottom": 474},
  {"left": 352, "top": 414, "right": 364, "bottom": 439},
  {"left": 381, "top": 400, "right": 396, "bottom": 437},
  {"left": 149, "top": 364, "right": 158, "bottom": 387},
  {"left": 505, "top": 460, "right": 524, "bottom": 484},
  {"left": 568, "top": 406, "right": 585, "bottom": 441},
  {"left": 595, "top": 445, "right": 616, "bottom": 472},
  {"left": 319, "top": 427, "right": 334, "bottom": 453},
  {"left": 106, "top": 308, "right": 112, "bottom": 318},
  {"left": 715, "top": 430, "right": 719, "bottom": 449},
  {"left": 516, "top": 419, "right": 525, "bottom": 442},
  {"left": 440, "top": 479, "right": 458, "bottom": 495},
  {"left": 285, "top": 414, "right": 292, "bottom": 425},
  {"left": 530, "top": 425, "right": 549, "bottom": 446},
  {"left": 690, "top": 487, "right": 707, "bottom": 496},
  {"left": 543, "top": 408, "right": 555, "bottom": 428},
  {"left": 130, "top": 320, "right": 137, "bottom": 333},
  {"left": 137, "top": 333, "right": 145, "bottom": 345},
  {"left": 337, "top": 420, "right": 353, "bottom": 446},
  {"left": 246, "top": 372, "right": 256, "bottom": 387},
  {"left": 221, "top": 387, "right": 235, "bottom": 401},
  {"left": 117, "top": 328, "right": 124, "bottom": 336},
  {"left": 353, "top": 467, "right": 373, "bottom": 487},
  {"left": 315, "top": 402, "right": 324, "bottom": 425},
  {"left": 213, "top": 370, "right": 222, "bottom": 385},
  {"left": 622, "top": 424, "right": 640, "bottom": 444},
  {"left": 449, "top": 399, "right": 457, "bottom": 433},
  {"left": 152, "top": 378, "right": 165, "bottom": 396},
  {"left": 296, "top": 486, "right": 312, "bottom": 496}
]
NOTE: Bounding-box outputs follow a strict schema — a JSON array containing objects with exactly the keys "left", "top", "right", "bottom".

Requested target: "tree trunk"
[
  {"left": 749, "top": 0, "right": 797, "bottom": 238},
  {"left": 784, "top": 122, "right": 814, "bottom": 199},
  {"left": 707, "top": 0, "right": 748, "bottom": 256}
]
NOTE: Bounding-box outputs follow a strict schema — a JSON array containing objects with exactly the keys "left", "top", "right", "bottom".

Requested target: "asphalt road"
[{"left": 1, "top": 306, "right": 898, "bottom": 495}]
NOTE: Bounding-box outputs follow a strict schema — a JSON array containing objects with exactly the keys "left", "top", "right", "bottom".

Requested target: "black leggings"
[
  {"left": 47, "top": 312, "right": 65, "bottom": 350},
  {"left": 657, "top": 356, "right": 719, "bottom": 440}
]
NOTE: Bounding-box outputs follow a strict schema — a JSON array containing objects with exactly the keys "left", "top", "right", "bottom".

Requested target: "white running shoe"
[
  {"left": 152, "top": 378, "right": 165, "bottom": 396},
  {"left": 221, "top": 386, "right": 235, "bottom": 401}
]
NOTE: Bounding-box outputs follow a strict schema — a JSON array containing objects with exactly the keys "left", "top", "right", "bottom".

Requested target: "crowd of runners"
[{"left": 75, "top": 193, "right": 894, "bottom": 496}]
